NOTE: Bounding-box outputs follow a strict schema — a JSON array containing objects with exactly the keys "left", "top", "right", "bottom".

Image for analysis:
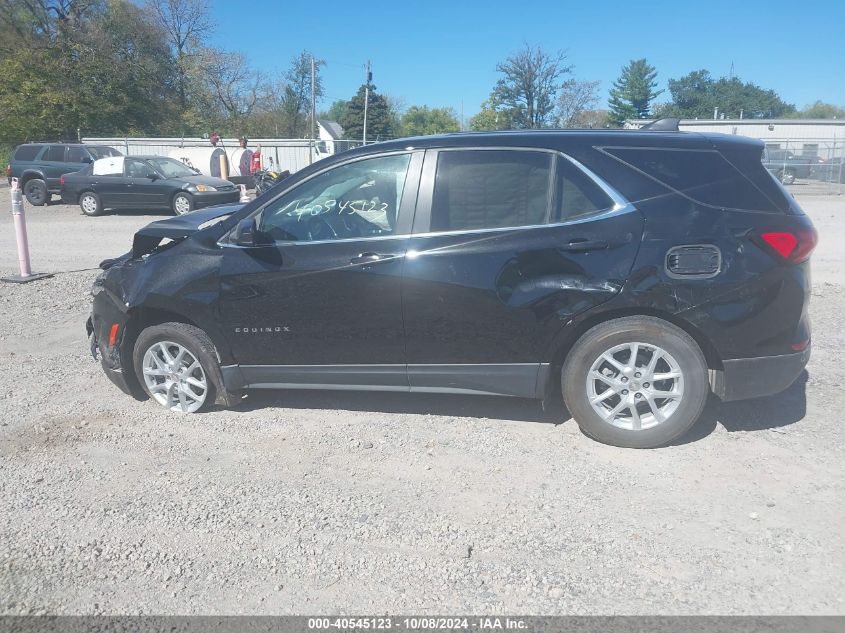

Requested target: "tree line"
[
  {"left": 0, "top": 0, "right": 330, "bottom": 143},
  {"left": 468, "top": 45, "right": 844, "bottom": 131},
  {"left": 0, "top": 1, "right": 841, "bottom": 152},
  {"left": 0, "top": 0, "right": 460, "bottom": 146}
]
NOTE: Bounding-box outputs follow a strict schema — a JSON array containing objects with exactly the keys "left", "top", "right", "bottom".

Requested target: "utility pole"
[
  {"left": 363, "top": 60, "right": 371, "bottom": 144},
  {"left": 310, "top": 55, "right": 316, "bottom": 164}
]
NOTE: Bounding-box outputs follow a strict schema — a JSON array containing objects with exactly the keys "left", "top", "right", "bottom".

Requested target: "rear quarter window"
[
  {"left": 13, "top": 145, "right": 41, "bottom": 161},
  {"left": 600, "top": 146, "right": 779, "bottom": 212}
]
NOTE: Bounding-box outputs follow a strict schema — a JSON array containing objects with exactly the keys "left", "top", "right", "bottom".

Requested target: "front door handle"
[
  {"left": 350, "top": 252, "right": 383, "bottom": 264},
  {"left": 562, "top": 238, "right": 608, "bottom": 252}
]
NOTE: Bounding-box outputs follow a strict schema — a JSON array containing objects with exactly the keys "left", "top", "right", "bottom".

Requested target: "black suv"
[
  {"left": 88, "top": 128, "right": 815, "bottom": 448},
  {"left": 6, "top": 143, "right": 122, "bottom": 205}
]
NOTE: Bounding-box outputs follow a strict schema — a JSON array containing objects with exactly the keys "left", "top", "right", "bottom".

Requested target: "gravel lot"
[{"left": 0, "top": 191, "right": 843, "bottom": 615}]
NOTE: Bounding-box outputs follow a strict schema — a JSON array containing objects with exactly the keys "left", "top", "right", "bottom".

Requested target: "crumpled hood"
[{"left": 131, "top": 203, "right": 243, "bottom": 258}]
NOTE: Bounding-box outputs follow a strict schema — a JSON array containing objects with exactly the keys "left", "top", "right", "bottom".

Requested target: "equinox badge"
[{"left": 234, "top": 326, "right": 291, "bottom": 333}]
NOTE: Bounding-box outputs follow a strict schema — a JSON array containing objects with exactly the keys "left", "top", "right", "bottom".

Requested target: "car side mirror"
[
  {"left": 233, "top": 217, "right": 257, "bottom": 247},
  {"left": 147, "top": 172, "right": 159, "bottom": 180}
]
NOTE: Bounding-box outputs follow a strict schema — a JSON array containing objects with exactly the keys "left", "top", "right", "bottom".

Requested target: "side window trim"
[
  {"left": 562, "top": 153, "right": 631, "bottom": 215},
  {"left": 545, "top": 153, "right": 559, "bottom": 226},
  {"left": 412, "top": 147, "right": 633, "bottom": 238},
  {"left": 225, "top": 150, "right": 424, "bottom": 247}
]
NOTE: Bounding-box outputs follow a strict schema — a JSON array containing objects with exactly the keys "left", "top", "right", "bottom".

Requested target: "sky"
[{"left": 209, "top": 0, "right": 845, "bottom": 122}]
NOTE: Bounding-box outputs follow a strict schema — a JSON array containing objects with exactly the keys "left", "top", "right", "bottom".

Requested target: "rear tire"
[
  {"left": 79, "top": 191, "right": 103, "bottom": 216},
  {"left": 24, "top": 178, "right": 48, "bottom": 206},
  {"left": 562, "top": 316, "right": 709, "bottom": 448},
  {"left": 133, "top": 322, "right": 222, "bottom": 413},
  {"left": 172, "top": 192, "right": 193, "bottom": 215}
]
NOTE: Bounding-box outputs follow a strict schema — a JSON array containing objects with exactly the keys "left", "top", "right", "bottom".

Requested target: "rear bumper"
[{"left": 711, "top": 346, "right": 811, "bottom": 402}]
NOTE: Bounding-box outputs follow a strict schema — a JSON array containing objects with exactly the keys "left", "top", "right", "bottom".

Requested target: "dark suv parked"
[
  {"left": 87, "top": 127, "right": 815, "bottom": 448},
  {"left": 761, "top": 148, "right": 823, "bottom": 185},
  {"left": 6, "top": 143, "right": 122, "bottom": 205}
]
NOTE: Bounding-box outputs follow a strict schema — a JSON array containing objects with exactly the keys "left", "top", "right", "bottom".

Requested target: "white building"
[{"left": 626, "top": 119, "right": 845, "bottom": 159}]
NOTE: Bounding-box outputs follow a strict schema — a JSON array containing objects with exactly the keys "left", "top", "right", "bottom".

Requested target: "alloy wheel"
[
  {"left": 141, "top": 341, "right": 208, "bottom": 412},
  {"left": 81, "top": 195, "right": 97, "bottom": 214},
  {"left": 586, "top": 342, "right": 684, "bottom": 431},
  {"left": 174, "top": 195, "right": 191, "bottom": 215}
]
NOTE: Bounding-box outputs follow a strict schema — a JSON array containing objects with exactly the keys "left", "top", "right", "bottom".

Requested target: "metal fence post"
[{"left": 2, "top": 178, "right": 51, "bottom": 284}]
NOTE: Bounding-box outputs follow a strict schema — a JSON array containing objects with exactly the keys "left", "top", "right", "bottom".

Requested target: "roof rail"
[{"left": 638, "top": 118, "right": 680, "bottom": 131}]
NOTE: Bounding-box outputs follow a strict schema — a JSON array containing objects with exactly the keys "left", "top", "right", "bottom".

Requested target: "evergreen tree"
[
  {"left": 337, "top": 84, "right": 396, "bottom": 141},
  {"left": 608, "top": 59, "right": 662, "bottom": 126}
]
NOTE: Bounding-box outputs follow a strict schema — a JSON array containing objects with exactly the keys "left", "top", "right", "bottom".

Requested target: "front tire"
[
  {"left": 172, "top": 192, "right": 193, "bottom": 215},
  {"left": 778, "top": 168, "right": 796, "bottom": 185},
  {"left": 133, "top": 323, "right": 220, "bottom": 413},
  {"left": 79, "top": 191, "right": 103, "bottom": 216},
  {"left": 562, "top": 316, "right": 709, "bottom": 448},
  {"left": 24, "top": 178, "right": 48, "bottom": 206}
]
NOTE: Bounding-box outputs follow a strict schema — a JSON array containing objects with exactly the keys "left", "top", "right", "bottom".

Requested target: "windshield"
[
  {"left": 147, "top": 157, "right": 198, "bottom": 178},
  {"left": 87, "top": 146, "right": 122, "bottom": 159}
]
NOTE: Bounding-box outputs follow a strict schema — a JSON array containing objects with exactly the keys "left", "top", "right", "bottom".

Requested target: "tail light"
[
  {"left": 761, "top": 228, "right": 817, "bottom": 263},
  {"left": 60, "top": 174, "right": 65, "bottom": 186}
]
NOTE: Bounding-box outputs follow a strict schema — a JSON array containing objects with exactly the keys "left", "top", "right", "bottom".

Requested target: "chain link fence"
[{"left": 764, "top": 138, "right": 844, "bottom": 195}]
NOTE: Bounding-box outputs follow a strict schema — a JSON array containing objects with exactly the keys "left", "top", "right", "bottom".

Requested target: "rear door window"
[
  {"left": 430, "top": 150, "right": 552, "bottom": 232},
  {"left": 553, "top": 158, "right": 616, "bottom": 222},
  {"left": 66, "top": 146, "right": 87, "bottom": 163},
  {"left": 601, "top": 147, "right": 774, "bottom": 212},
  {"left": 13, "top": 145, "right": 41, "bottom": 161},
  {"left": 44, "top": 145, "right": 66, "bottom": 162}
]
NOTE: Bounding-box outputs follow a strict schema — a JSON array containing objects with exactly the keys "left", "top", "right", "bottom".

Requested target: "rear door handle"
[
  {"left": 563, "top": 238, "right": 608, "bottom": 251},
  {"left": 350, "top": 252, "right": 383, "bottom": 264}
]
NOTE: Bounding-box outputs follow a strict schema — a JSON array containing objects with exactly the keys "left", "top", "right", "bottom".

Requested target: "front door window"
[{"left": 257, "top": 154, "right": 412, "bottom": 243}]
